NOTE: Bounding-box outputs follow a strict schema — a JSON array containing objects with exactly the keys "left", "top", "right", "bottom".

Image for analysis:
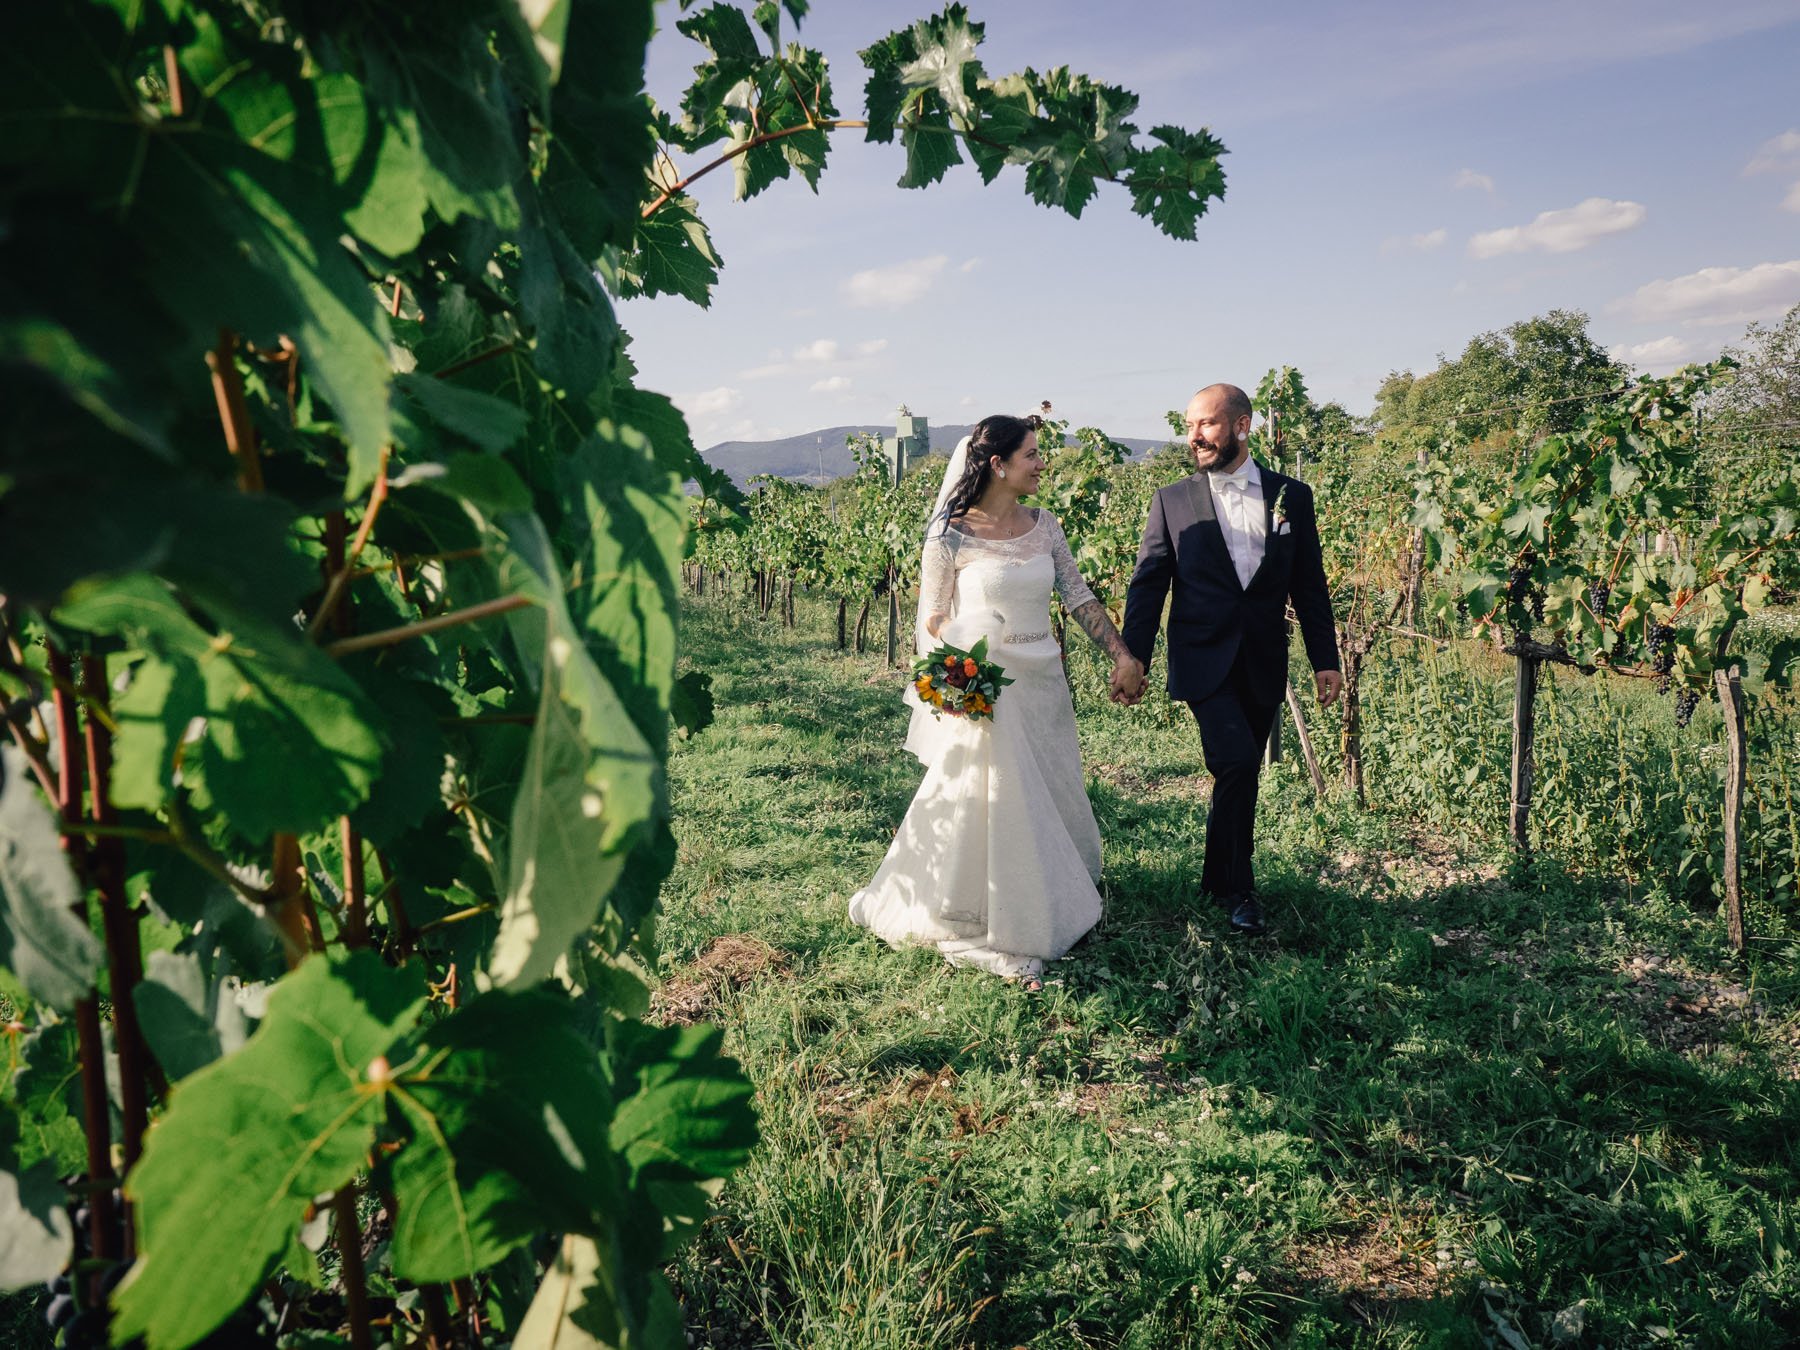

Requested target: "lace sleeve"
[
  {"left": 1045, "top": 514, "right": 1098, "bottom": 612},
  {"left": 918, "top": 529, "right": 958, "bottom": 635}
]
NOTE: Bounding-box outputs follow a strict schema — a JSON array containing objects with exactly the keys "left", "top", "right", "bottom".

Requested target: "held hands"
[
  {"left": 1109, "top": 654, "right": 1148, "bottom": 706},
  {"left": 1315, "top": 669, "right": 1342, "bottom": 708}
]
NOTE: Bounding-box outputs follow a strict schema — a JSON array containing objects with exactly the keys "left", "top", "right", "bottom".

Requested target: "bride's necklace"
[{"left": 962, "top": 502, "right": 1032, "bottom": 540}]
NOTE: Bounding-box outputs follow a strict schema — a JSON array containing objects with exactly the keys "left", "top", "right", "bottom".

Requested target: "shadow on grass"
[{"left": 668, "top": 597, "right": 1800, "bottom": 1347}]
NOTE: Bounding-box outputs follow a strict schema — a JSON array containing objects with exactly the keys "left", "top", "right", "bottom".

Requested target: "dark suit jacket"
[{"left": 1120, "top": 465, "right": 1339, "bottom": 703}]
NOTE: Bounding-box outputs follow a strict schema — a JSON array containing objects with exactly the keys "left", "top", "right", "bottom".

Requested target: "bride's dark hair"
[{"left": 937, "top": 412, "right": 1044, "bottom": 530}]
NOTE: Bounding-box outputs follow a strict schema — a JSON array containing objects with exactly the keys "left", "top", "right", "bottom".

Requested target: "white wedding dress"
[{"left": 848, "top": 509, "right": 1103, "bottom": 981}]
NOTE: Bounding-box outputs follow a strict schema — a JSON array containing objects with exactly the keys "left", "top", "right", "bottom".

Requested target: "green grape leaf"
[
  {"left": 108, "top": 654, "right": 203, "bottom": 814},
  {"left": 132, "top": 950, "right": 254, "bottom": 1084},
  {"left": 899, "top": 113, "right": 963, "bottom": 189},
  {"left": 858, "top": 26, "right": 915, "bottom": 146},
  {"left": 608, "top": 1022, "right": 756, "bottom": 1186},
  {"left": 487, "top": 612, "right": 647, "bottom": 985},
  {"left": 612, "top": 188, "right": 723, "bottom": 307},
  {"left": 344, "top": 662, "right": 453, "bottom": 849},
  {"left": 676, "top": 3, "right": 765, "bottom": 152},
  {"left": 396, "top": 373, "right": 530, "bottom": 454},
  {"left": 1021, "top": 130, "right": 1098, "bottom": 216},
  {"left": 387, "top": 989, "right": 618, "bottom": 1282},
  {"left": 515, "top": 206, "right": 620, "bottom": 399},
  {"left": 300, "top": 72, "right": 431, "bottom": 260},
  {"left": 407, "top": 451, "right": 536, "bottom": 516},
  {"left": 0, "top": 314, "right": 172, "bottom": 458},
  {"left": 0, "top": 455, "right": 313, "bottom": 621},
  {"left": 896, "top": 6, "right": 985, "bottom": 123},
  {"left": 148, "top": 17, "right": 397, "bottom": 490},
  {"left": 562, "top": 394, "right": 690, "bottom": 749},
  {"left": 964, "top": 77, "right": 1035, "bottom": 184},
  {"left": 486, "top": 516, "right": 659, "bottom": 985},
  {"left": 1124, "top": 125, "right": 1227, "bottom": 241},
  {"left": 504, "top": 0, "right": 574, "bottom": 94},
  {"left": 9, "top": 1020, "right": 87, "bottom": 1176},
  {"left": 111, "top": 953, "right": 426, "bottom": 1350},
  {"left": 543, "top": 0, "right": 661, "bottom": 263},
  {"left": 0, "top": 1155, "right": 73, "bottom": 1293},
  {"left": 364, "top": 28, "right": 525, "bottom": 232},
  {"left": 647, "top": 1176, "right": 727, "bottom": 1259},
  {"left": 55, "top": 576, "right": 386, "bottom": 842},
  {"left": 0, "top": 746, "right": 102, "bottom": 1013}
]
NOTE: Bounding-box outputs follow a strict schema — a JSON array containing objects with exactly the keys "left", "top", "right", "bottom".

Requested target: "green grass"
[{"left": 658, "top": 593, "right": 1800, "bottom": 1349}]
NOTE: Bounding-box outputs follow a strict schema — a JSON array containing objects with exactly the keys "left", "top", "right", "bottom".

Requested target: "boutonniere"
[{"left": 1271, "top": 483, "right": 1292, "bottom": 536}]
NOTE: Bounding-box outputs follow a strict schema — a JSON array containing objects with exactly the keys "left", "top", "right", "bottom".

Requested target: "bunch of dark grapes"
[
  {"left": 1507, "top": 550, "right": 1543, "bottom": 625},
  {"left": 1674, "top": 688, "right": 1702, "bottom": 728},
  {"left": 1647, "top": 622, "right": 1676, "bottom": 693},
  {"left": 1587, "top": 580, "right": 1610, "bottom": 619},
  {"left": 42, "top": 1188, "right": 130, "bottom": 1349}
]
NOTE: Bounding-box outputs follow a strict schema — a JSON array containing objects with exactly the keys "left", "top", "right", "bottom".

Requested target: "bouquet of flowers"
[{"left": 912, "top": 636, "right": 1014, "bottom": 721}]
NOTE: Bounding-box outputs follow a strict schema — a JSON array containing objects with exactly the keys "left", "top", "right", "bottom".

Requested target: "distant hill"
[{"left": 701, "top": 424, "right": 1176, "bottom": 486}]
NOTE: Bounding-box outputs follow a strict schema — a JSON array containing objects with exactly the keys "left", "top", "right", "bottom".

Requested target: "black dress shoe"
[{"left": 1227, "top": 895, "right": 1266, "bottom": 935}]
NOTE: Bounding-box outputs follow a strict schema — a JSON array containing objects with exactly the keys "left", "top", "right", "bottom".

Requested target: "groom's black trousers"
[{"left": 1188, "top": 654, "right": 1283, "bottom": 903}]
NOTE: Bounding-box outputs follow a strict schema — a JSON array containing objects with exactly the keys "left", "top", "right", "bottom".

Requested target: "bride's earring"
[{"left": 997, "top": 469, "right": 1007, "bottom": 479}]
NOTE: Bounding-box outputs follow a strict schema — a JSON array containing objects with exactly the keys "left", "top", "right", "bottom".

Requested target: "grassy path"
[{"left": 660, "top": 596, "right": 1800, "bottom": 1349}]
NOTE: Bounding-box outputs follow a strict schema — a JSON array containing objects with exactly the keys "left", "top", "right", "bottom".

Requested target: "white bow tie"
[{"left": 1211, "top": 467, "right": 1253, "bottom": 491}]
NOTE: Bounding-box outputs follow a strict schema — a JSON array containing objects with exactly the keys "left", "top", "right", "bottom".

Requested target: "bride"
[{"left": 848, "top": 412, "right": 1145, "bottom": 989}]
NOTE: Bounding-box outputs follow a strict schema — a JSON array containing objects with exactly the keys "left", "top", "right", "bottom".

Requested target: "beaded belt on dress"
[{"left": 1003, "top": 630, "right": 1049, "bottom": 644}]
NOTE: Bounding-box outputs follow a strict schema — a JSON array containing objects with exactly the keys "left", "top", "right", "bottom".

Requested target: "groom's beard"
[{"left": 1192, "top": 430, "right": 1242, "bottom": 473}]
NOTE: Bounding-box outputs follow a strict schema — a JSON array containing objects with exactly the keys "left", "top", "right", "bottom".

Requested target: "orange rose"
[
  {"left": 944, "top": 655, "right": 957, "bottom": 668},
  {"left": 962, "top": 657, "right": 979, "bottom": 677}
]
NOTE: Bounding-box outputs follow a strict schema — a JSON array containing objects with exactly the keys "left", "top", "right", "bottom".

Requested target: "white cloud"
[
  {"left": 1468, "top": 197, "right": 1646, "bottom": 258},
  {"left": 1608, "top": 336, "right": 1702, "bottom": 372},
  {"left": 1619, "top": 260, "right": 1800, "bottom": 327},
  {"left": 810, "top": 376, "right": 852, "bottom": 394},
  {"left": 678, "top": 386, "right": 741, "bottom": 419},
  {"left": 703, "top": 418, "right": 785, "bottom": 445},
  {"left": 1451, "top": 168, "right": 1495, "bottom": 193},
  {"left": 960, "top": 258, "right": 982, "bottom": 273},
  {"left": 1745, "top": 129, "right": 1800, "bottom": 175},
  {"left": 1382, "top": 228, "right": 1447, "bottom": 254},
  {"left": 792, "top": 338, "right": 839, "bottom": 365},
  {"left": 1785, "top": 182, "right": 1800, "bottom": 214},
  {"left": 842, "top": 254, "right": 949, "bottom": 308},
  {"left": 739, "top": 336, "right": 889, "bottom": 380}
]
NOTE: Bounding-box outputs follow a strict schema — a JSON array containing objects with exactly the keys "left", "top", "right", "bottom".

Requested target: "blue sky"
[{"left": 619, "top": 0, "right": 1800, "bottom": 447}]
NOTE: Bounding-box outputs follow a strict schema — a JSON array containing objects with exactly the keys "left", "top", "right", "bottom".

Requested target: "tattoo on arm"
[{"left": 1069, "top": 599, "right": 1131, "bottom": 662}]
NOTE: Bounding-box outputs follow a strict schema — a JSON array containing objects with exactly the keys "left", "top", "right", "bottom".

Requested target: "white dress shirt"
[{"left": 1206, "top": 458, "right": 1267, "bottom": 589}]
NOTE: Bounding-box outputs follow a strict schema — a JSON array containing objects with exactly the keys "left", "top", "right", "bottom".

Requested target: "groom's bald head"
[{"left": 1194, "top": 383, "right": 1252, "bottom": 425}]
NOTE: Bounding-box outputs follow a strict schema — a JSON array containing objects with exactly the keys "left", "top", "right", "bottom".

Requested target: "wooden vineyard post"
[
  {"left": 1509, "top": 647, "right": 1539, "bottom": 855},
  {"left": 1404, "top": 445, "right": 1428, "bottom": 630},
  {"left": 886, "top": 431, "right": 904, "bottom": 667},
  {"left": 1284, "top": 679, "right": 1328, "bottom": 801},
  {"left": 1341, "top": 644, "right": 1367, "bottom": 808},
  {"left": 1714, "top": 658, "right": 1748, "bottom": 951},
  {"left": 885, "top": 561, "right": 900, "bottom": 667}
]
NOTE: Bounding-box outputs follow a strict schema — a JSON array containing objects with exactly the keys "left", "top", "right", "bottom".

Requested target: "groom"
[{"left": 1118, "top": 383, "right": 1341, "bottom": 935}]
